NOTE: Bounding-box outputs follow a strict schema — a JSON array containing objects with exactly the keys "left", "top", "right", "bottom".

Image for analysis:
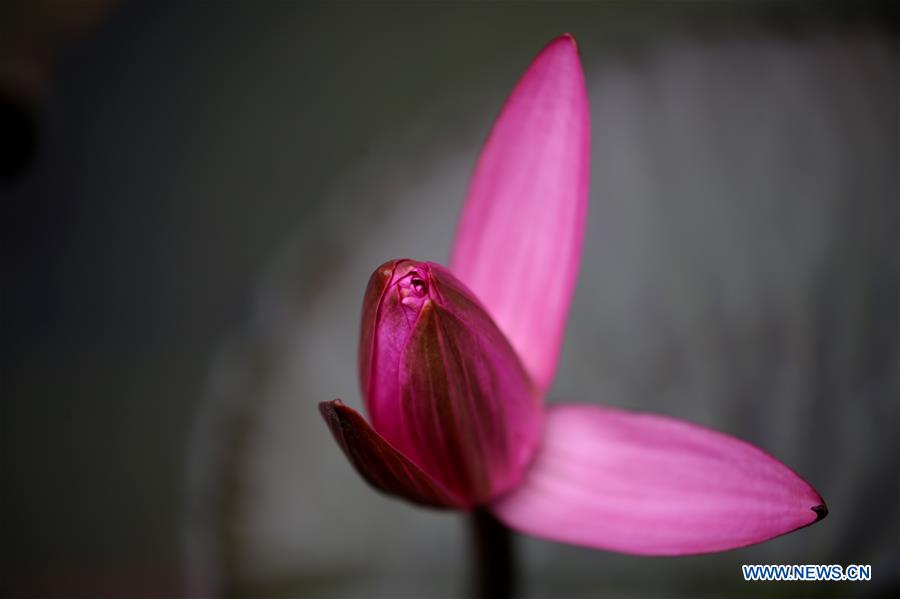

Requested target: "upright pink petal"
[
  {"left": 492, "top": 404, "right": 827, "bottom": 555},
  {"left": 319, "top": 400, "right": 468, "bottom": 509},
  {"left": 358, "top": 259, "right": 541, "bottom": 504},
  {"left": 450, "top": 34, "right": 590, "bottom": 393}
]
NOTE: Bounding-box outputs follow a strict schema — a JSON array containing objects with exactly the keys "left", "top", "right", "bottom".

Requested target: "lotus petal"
[
  {"left": 450, "top": 34, "right": 590, "bottom": 393},
  {"left": 319, "top": 399, "right": 467, "bottom": 509},
  {"left": 492, "top": 403, "right": 827, "bottom": 554}
]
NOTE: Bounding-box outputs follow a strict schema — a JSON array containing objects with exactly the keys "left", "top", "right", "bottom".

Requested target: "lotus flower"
[{"left": 319, "top": 34, "right": 826, "bottom": 555}]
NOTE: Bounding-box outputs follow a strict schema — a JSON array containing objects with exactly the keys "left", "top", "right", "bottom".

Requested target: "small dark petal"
[{"left": 318, "top": 399, "right": 468, "bottom": 509}]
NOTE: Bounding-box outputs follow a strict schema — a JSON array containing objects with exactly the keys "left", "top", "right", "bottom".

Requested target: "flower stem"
[{"left": 470, "top": 508, "right": 516, "bottom": 599}]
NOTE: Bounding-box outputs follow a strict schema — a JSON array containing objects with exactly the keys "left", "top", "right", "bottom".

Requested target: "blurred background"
[{"left": 1, "top": 1, "right": 897, "bottom": 598}]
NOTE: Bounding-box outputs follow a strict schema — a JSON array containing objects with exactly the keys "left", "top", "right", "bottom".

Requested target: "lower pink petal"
[
  {"left": 319, "top": 400, "right": 469, "bottom": 509},
  {"left": 492, "top": 404, "right": 826, "bottom": 555}
]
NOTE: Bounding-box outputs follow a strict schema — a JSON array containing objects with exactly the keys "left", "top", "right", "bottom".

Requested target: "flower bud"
[{"left": 358, "top": 259, "right": 541, "bottom": 504}]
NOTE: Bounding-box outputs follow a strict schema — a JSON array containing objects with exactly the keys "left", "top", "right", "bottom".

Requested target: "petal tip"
[
  {"left": 543, "top": 33, "right": 581, "bottom": 61},
  {"left": 811, "top": 503, "right": 828, "bottom": 522},
  {"left": 560, "top": 32, "right": 579, "bottom": 50},
  {"left": 318, "top": 398, "right": 342, "bottom": 415}
]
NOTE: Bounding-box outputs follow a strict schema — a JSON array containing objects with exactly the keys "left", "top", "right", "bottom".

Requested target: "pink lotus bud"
[{"left": 353, "top": 259, "right": 542, "bottom": 506}]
